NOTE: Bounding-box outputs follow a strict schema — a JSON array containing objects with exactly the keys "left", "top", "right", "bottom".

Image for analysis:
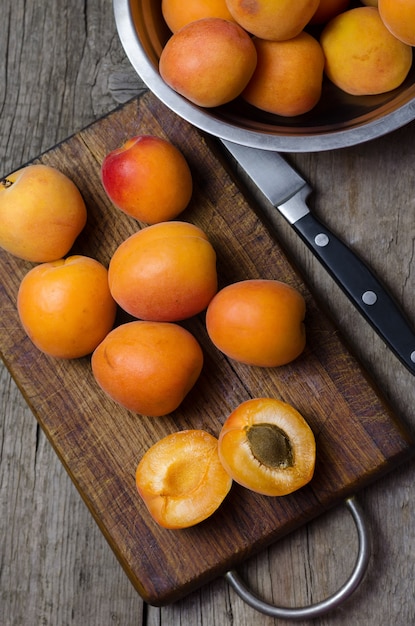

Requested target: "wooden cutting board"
[{"left": 1, "top": 92, "right": 413, "bottom": 606}]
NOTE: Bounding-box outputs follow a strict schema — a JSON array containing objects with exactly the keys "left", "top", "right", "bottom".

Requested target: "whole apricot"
[
  {"left": 101, "top": 135, "right": 193, "bottom": 224},
  {"left": 91, "top": 321, "right": 204, "bottom": 417},
  {"left": 310, "top": 0, "right": 350, "bottom": 24},
  {"left": 320, "top": 7, "right": 413, "bottom": 96},
  {"left": 225, "top": 0, "right": 319, "bottom": 40},
  {"left": 206, "top": 279, "right": 306, "bottom": 367},
  {"left": 242, "top": 32, "right": 325, "bottom": 117},
  {"left": 17, "top": 255, "right": 117, "bottom": 359},
  {"left": 218, "top": 398, "right": 316, "bottom": 496},
  {"left": 378, "top": 0, "right": 415, "bottom": 46},
  {"left": 161, "top": 0, "right": 236, "bottom": 32},
  {"left": 108, "top": 221, "right": 218, "bottom": 322},
  {"left": 0, "top": 164, "right": 87, "bottom": 262},
  {"left": 159, "top": 17, "right": 257, "bottom": 107},
  {"left": 136, "top": 430, "right": 232, "bottom": 528}
]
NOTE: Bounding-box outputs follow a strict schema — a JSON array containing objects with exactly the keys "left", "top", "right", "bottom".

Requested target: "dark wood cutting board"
[{"left": 1, "top": 92, "right": 413, "bottom": 606}]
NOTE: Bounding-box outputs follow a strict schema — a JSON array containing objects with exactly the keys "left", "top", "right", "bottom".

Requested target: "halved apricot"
[
  {"left": 136, "top": 430, "right": 232, "bottom": 529},
  {"left": 218, "top": 398, "right": 316, "bottom": 496}
]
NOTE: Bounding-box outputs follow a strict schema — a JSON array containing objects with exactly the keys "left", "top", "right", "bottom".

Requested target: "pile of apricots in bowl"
[
  {"left": 158, "top": 0, "right": 415, "bottom": 116},
  {"left": 1, "top": 131, "right": 317, "bottom": 530}
]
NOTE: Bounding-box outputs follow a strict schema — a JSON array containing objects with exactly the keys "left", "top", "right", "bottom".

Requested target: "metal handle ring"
[{"left": 224, "top": 496, "right": 370, "bottom": 620}]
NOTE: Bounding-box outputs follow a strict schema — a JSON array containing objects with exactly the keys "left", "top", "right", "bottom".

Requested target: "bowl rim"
[{"left": 113, "top": 0, "right": 415, "bottom": 152}]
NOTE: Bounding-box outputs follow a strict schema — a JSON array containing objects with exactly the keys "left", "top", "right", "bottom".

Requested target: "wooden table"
[{"left": 1, "top": 2, "right": 414, "bottom": 624}]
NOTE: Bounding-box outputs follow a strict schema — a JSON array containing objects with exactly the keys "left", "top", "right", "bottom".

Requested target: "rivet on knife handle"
[{"left": 221, "top": 139, "right": 415, "bottom": 375}]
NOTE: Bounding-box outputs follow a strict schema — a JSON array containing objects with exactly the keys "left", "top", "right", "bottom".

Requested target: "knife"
[{"left": 221, "top": 139, "right": 415, "bottom": 375}]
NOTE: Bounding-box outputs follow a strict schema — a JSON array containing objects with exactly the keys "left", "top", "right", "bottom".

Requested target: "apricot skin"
[
  {"left": 242, "top": 32, "right": 325, "bottom": 117},
  {"left": 206, "top": 279, "right": 306, "bottom": 367},
  {"left": 225, "top": 0, "right": 320, "bottom": 41},
  {"left": 108, "top": 222, "right": 218, "bottom": 322},
  {"left": 379, "top": 0, "right": 415, "bottom": 46},
  {"left": 320, "top": 7, "right": 413, "bottom": 96},
  {"left": 0, "top": 164, "right": 86, "bottom": 263},
  {"left": 91, "top": 321, "right": 204, "bottom": 417},
  {"left": 159, "top": 18, "right": 257, "bottom": 107}
]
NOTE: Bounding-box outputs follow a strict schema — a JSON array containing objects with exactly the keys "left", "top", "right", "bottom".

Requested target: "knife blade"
[{"left": 221, "top": 139, "right": 415, "bottom": 375}]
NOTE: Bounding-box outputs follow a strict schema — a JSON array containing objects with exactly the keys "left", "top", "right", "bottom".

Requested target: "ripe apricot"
[
  {"left": 225, "top": 0, "right": 319, "bottom": 41},
  {"left": 310, "top": 0, "right": 350, "bottom": 24},
  {"left": 17, "top": 255, "right": 117, "bottom": 359},
  {"left": 242, "top": 32, "right": 325, "bottom": 117},
  {"left": 0, "top": 164, "right": 87, "bottom": 263},
  {"left": 161, "top": 0, "right": 236, "bottom": 33},
  {"left": 91, "top": 321, "right": 204, "bottom": 417},
  {"left": 108, "top": 221, "right": 218, "bottom": 322},
  {"left": 101, "top": 135, "right": 193, "bottom": 224},
  {"left": 206, "top": 279, "right": 306, "bottom": 367},
  {"left": 378, "top": 0, "right": 415, "bottom": 46},
  {"left": 136, "top": 430, "right": 232, "bottom": 528},
  {"left": 159, "top": 17, "right": 257, "bottom": 107},
  {"left": 320, "top": 7, "right": 413, "bottom": 96},
  {"left": 218, "top": 398, "right": 316, "bottom": 496}
]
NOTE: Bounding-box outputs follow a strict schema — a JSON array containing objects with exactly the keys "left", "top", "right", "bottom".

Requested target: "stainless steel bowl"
[{"left": 113, "top": 0, "right": 415, "bottom": 152}]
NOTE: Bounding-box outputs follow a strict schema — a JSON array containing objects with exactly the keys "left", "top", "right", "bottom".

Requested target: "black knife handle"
[{"left": 294, "top": 212, "right": 415, "bottom": 375}]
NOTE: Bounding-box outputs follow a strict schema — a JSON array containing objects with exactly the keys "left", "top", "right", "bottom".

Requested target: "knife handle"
[{"left": 293, "top": 212, "right": 415, "bottom": 375}]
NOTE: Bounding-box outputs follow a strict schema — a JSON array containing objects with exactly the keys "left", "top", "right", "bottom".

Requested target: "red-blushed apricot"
[
  {"left": 320, "top": 7, "right": 412, "bottom": 96},
  {"left": 159, "top": 18, "right": 257, "bottom": 107},
  {"left": 108, "top": 221, "right": 218, "bottom": 322},
  {"left": 161, "top": 0, "right": 236, "bottom": 32},
  {"left": 136, "top": 430, "right": 232, "bottom": 528},
  {"left": 242, "top": 32, "right": 325, "bottom": 117},
  {"left": 225, "top": 0, "right": 319, "bottom": 40},
  {"left": 218, "top": 398, "right": 316, "bottom": 496},
  {"left": 378, "top": 0, "right": 415, "bottom": 46},
  {"left": 101, "top": 135, "right": 193, "bottom": 225},
  {"left": 17, "top": 255, "right": 117, "bottom": 359},
  {"left": 205, "top": 279, "right": 306, "bottom": 367},
  {"left": 91, "top": 320, "right": 204, "bottom": 417},
  {"left": 0, "top": 164, "right": 87, "bottom": 262}
]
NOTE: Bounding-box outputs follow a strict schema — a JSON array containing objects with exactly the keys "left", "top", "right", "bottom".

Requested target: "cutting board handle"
[{"left": 224, "top": 496, "right": 370, "bottom": 619}]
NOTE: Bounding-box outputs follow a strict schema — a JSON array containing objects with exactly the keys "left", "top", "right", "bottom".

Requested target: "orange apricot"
[
  {"left": 242, "top": 32, "right": 325, "bottom": 117},
  {"left": 101, "top": 135, "right": 193, "bottom": 225},
  {"left": 17, "top": 255, "right": 117, "bottom": 359},
  {"left": 159, "top": 17, "right": 257, "bottom": 107},
  {"left": 108, "top": 221, "right": 218, "bottom": 322},
  {"left": 0, "top": 164, "right": 86, "bottom": 263},
  {"left": 205, "top": 279, "right": 306, "bottom": 367},
  {"left": 91, "top": 320, "right": 204, "bottom": 417},
  {"left": 218, "top": 398, "right": 316, "bottom": 496},
  {"left": 378, "top": 0, "right": 415, "bottom": 46},
  {"left": 136, "top": 430, "right": 232, "bottom": 528},
  {"left": 161, "top": 0, "right": 236, "bottom": 32},
  {"left": 320, "top": 7, "right": 413, "bottom": 96},
  {"left": 225, "top": 0, "right": 320, "bottom": 40}
]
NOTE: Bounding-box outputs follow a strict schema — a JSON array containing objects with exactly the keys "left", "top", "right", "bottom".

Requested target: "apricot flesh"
[
  {"left": 159, "top": 17, "right": 257, "bottom": 107},
  {"left": 136, "top": 430, "right": 232, "bottom": 528},
  {"left": 320, "top": 7, "right": 413, "bottom": 96}
]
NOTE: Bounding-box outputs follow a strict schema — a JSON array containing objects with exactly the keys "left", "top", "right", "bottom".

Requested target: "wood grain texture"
[{"left": 1, "top": 0, "right": 415, "bottom": 624}]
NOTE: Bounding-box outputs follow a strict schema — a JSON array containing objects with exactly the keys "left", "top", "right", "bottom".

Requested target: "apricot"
[
  {"left": 101, "top": 135, "right": 193, "bottom": 224},
  {"left": 0, "top": 164, "right": 86, "bottom": 263},
  {"left": 161, "top": 0, "right": 236, "bottom": 33},
  {"left": 225, "top": 0, "right": 319, "bottom": 41},
  {"left": 242, "top": 32, "right": 325, "bottom": 117},
  {"left": 159, "top": 17, "right": 257, "bottom": 107},
  {"left": 91, "top": 321, "right": 204, "bottom": 417},
  {"left": 320, "top": 7, "right": 413, "bottom": 96},
  {"left": 378, "top": 0, "right": 415, "bottom": 46},
  {"left": 136, "top": 430, "right": 232, "bottom": 528},
  {"left": 218, "top": 398, "right": 316, "bottom": 496},
  {"left": 310, "top": 0, "right": 350, "bottom": 24},
  {"left": 206, "top": 279, "right": 306, "bottom": 367},
  {"left": 108, "top": 221, "right": 218, "bottom": 322},
  {"left": 17, "top": 255, "right": 117, "bottom": 359}
]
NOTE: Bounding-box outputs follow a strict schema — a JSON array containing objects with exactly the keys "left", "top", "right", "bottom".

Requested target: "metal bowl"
[{"left": 113, "top": 0, "right": 415, "bottom": 152}]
